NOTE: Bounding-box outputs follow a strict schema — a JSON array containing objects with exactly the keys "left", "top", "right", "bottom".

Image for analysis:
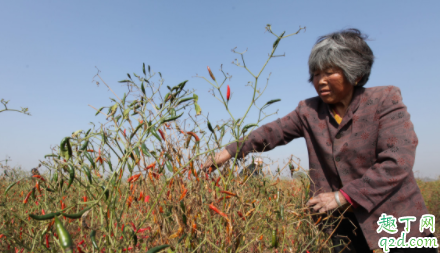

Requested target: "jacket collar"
[{"left": 325, "top": 87, "right": 365, "bottom": 130}]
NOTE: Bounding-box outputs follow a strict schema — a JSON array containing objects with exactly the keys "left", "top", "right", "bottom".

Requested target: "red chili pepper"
[
  {"left": 45, "top": 233, "right": 49, "bottom": 248},
  {"left": 227, "top": 85, "right": 230, "bottom": 101},
  {"left": 23, "top": 190, "right": 32, "bottom": 204},
  {"left": 207, "top": 66, "right": 216, "bottom": 81},
  {"left": 42, "top": 209, "right": 46, "bottom": 215},
  {"left": 130, "top": 222, "right": 137, "bottom": 232},
  {"left": 35, "top": 181, "right": 41, "bottom": 194},
  {"left": 78, "top": 239, "right": 85, "bottom": 245},
  {"left": 237, "top": 211, "right": 245, "bottom": 220},
  {"left": 123, "top": 129, "right": 126, "bottom": 137},
  {"left": 32, "top": 175, "right": 45, "bottom": 181},
  {"left": 209, "top": 204, "right": 228, "bottom": 219},
  {"left": 145, "top": 162, "right": 156, "bottom": 170},
  {"left": 83, "top": 196, "right": 87, "bottom": 202},
  {"left": 127, "top": 174, "right": 141, "bottom": 183},
  {"left": 139, "top": 191, "right": 144, "bottom": 200},
  {"left": 144, "top": 195, "right": 150, "bottom": 203},
  {"left": 220, "top": 190, "right": 237, "bottom": 197},
  {"left": 137, "top": 227, "right": 151, "bottom": 233},
  {"left": 158, "top": 129, "right": 165, "bottom": 141},
  {"left": 127, "top": 196, "right": 133, "bottom": 208},
  {"left": 77, "top": 245, "right": 85, "bottom": 253},
  {"left": 179, "top": 189, "right": 188, "bottom": 201},
  {"left": 186, "top": 131, "right": 200, "bottom": 142}
]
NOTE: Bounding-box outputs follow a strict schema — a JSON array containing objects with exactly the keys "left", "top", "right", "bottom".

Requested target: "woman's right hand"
[{"left": 202, "top": 149, "right": 232, "bottom": 172}]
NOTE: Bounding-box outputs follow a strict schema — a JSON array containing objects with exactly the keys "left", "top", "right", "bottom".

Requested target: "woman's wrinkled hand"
[
  {"left": 306, "top": 191, "right": 348, "bottom": 213},
  {"left": 201, "top": 149, "right": 232, "bottom": 173}
]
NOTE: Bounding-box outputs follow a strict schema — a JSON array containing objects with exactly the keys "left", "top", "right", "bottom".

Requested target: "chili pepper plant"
[{"left": 0, "top": 25, "right": 348, "bottom": 252}]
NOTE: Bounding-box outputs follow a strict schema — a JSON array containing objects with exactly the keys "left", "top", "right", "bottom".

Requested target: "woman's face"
[{"left": 312, "top": 66, "right": 354, "bottom": 105}]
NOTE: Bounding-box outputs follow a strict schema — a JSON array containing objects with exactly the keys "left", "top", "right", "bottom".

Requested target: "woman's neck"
[{"left": 332, "top": 89, "right": 354, "bottom": 118}]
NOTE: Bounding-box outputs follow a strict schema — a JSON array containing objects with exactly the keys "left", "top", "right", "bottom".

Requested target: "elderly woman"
[{"left": 204, "top": 29, "right": 437, "bottom": 252}]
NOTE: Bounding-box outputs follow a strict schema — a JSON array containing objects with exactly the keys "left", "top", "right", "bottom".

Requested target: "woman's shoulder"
[
  {"left": 363, "top": 85, "right": 402, "bottom": 96},
  {"left": 361, "top": 85, "right": 403, "bottom": 105}
]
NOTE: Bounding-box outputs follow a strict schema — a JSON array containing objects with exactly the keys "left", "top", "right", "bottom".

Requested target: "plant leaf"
[
  {"left": 262, "top": 99, "right": 281, "bottom": 109},
  {"left": 194, "top": 103, "right": 201, "bottom": 116},
  {"left": 95, "top": 107, "right": 105, "bottom": 116},
  {"left": 242, "top": 123, "right": 258, "bottom": 134},
  {"left": 118, "top": 80, "right": 131, "bottom": 83}
]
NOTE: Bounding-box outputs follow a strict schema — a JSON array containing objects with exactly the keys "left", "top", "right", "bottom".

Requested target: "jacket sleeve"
[
  {"left": 341, "top": 86, "right": 418, "bottom": 213},
  {"left": 225, "top": 103, "right": 305, "bottom": 158}
]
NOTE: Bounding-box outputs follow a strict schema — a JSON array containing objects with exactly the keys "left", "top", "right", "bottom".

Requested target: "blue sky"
[{"left": 1, "top": 1, "right": 439, "bottom": 178}]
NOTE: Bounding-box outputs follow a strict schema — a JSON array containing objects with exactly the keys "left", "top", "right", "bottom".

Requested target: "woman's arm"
[
  {"left": 340, "top": 86, "right": 417, "bottom": 213},
  {"left": 203, "top": 103, "right": 305, "bottom": 170},
  {"left": 225, "top": 104, "right": 305, "bottom": 159}
]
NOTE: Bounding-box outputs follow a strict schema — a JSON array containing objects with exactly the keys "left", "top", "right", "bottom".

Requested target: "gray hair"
[{"left": 308, "top": 29, "right": 374, "bottom": 87}]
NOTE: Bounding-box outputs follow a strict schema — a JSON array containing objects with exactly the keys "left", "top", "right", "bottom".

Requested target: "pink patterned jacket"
[{"left": 225, "top": 85, "right": 431, "bottom": 250}]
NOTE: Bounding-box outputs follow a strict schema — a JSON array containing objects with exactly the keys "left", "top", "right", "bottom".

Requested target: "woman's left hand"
[{"left": 306, "top": 191, "right": 348, "bottom": 213}]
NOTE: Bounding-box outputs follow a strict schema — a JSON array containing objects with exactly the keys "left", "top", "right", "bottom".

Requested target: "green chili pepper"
[
  {"left": 54, "top": 216, "right": 73, "bottom": 252},
  {"left": 60, "top": 137, "right": 73, "bottom": 161},
  {"left": 141, "top": 82, "right": 146, "bottom": 95},
  {"left": 280, "top": 205, "right": 284, "bottom": 221},
  {"left": 29, "top": 212, "right": 61, "bottom": 221},
  {"left": 165, "top": 160, "right": 173, "bottom": 173},
  {"left": 62, "top": 207, "right": 92, "bottom": 219},
  {"left": 124, "top": 226, "right": 138, "bottom": 246},
  {"left": 130, "top": 124, "right": 143, "bottom": 140},
  {"left": 125, "top": 149, "right": 135, "bottom": 161},
  {"left": 84, "top": 152, "right": 96, "bottom": 169},
  {"left": 177, "top": 80, "right": 188, "bottom": 90},
  {"left": 101, "top": 185, "right": 109, "bottom": 200},
  {"left": 207, "top": 121, "right": 214, "bottom": 133},
  {"left": 241, "top": 123, "right": 258, "bottom": 135},
  {"left": 90, "top": 230, "right": 99, "bottom": 250},
  {"left": 85, "top": 128, "right": 91, "bottom": 136},
  {"left": 80, "top": 140, "right": 89, "bottom": 151},
  {"left": 146, "top": 245, "right": 170, "bottom": 253},
  {"left": 67, "top": 164, "right": 75, "bottom": 190},
  {"left": 160, "top": 112, "right": 184, "bottom": 124},
  {"left": 182, "top": 213, "right": 187, "bottom": 226},
  {"left": 83, "top": 166, "right": 92, "bottom": 184},
  {"left": 44, "top": 154, "right": 58, "bottom": 159},
  {"left": 271, "top": 228, "right": 278, "bottom": 248},
  {"left": 42, "top": 185, "right": 55, "bottom": 192},
  {"left": 4, "top": 181, "right": 17, "bottom": 195},
  {"left": 177, "top": 96, "right": 194, "bottom": 105}
]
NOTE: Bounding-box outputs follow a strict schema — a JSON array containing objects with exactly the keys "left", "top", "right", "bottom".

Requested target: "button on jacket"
[{"left": 225, "top": 85, "right": 431, "bottom": 250}]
